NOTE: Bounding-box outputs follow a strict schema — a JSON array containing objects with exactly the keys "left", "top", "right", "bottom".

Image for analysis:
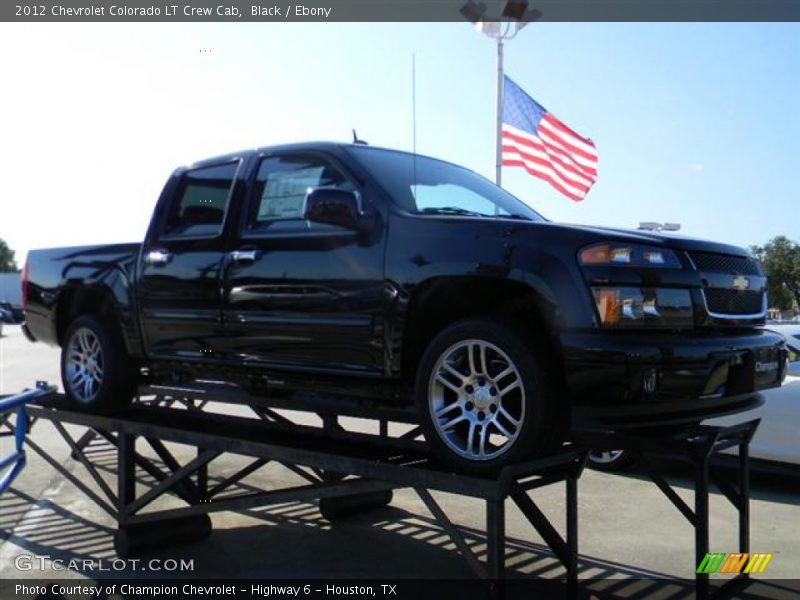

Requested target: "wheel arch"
[
  {"left": 399, "top": 276, "right": 565, "bottom": 388},
  {"left": 55, "top": 285, "right": 136, "bottom": 357}
]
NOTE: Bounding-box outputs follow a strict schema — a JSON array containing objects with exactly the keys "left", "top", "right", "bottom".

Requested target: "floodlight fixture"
[
  {"left": 460, "top": 0, "right": 541, "bottom": 186},
  {"left": 460, "top": 1, "right": 487, "bottom": 24}
]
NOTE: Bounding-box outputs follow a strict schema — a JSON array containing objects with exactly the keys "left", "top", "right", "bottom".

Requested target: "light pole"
[{"left": 461, "top": 1, "right": 541, "bottom": 186}]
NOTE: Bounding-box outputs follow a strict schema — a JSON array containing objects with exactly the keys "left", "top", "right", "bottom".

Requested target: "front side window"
[
  {"left": 163, "top": 162, "right": 238, "bottom": 237},
  {"left": 245, "top": 154, "right": 357, "bottom": 231}
]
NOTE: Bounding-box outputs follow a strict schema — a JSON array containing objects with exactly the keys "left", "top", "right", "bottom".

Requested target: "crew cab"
[{"left": 22, "top": 142, "right": 788, "bottom": 472}]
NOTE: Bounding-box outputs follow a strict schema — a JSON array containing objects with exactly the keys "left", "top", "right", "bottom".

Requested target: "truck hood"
[{"left": 534, "top": 222, "right": 752, "bottom": 257}]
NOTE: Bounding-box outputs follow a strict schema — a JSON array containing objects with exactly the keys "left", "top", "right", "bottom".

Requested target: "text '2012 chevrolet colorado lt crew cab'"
[{"left": 23, "top": 142, "right": 788, "bottom": 472}]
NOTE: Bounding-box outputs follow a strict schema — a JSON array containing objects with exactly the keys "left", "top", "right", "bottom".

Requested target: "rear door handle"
[
  {"left": 144, "top": 249, "right": 172, "bottom": 266},
  {"left": 229, "top": 249, "right": 260, "bottom": 263}
]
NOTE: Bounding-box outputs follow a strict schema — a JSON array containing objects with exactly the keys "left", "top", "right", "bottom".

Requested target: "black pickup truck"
[{"left": 23, "top": 142, "right": 787, "bottom": 472}]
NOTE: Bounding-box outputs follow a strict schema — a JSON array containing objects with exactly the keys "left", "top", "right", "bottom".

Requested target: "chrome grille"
[
  {"left": 704, "top": 289, "right": 764, "bottom": 316},
  {"left": 689, "top": 252, "right": 762, "bottom": 275},
  {"left": 690, "top": 252, "right": 766, "bottom": 319}
]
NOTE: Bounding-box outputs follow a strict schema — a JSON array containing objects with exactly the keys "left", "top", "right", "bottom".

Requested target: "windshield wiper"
[
  {"left": 420, "top": 207, "right": 487, "bottom": 217},
  {"left": 502, "top": 213, "right": 534, "bottom": 221}
]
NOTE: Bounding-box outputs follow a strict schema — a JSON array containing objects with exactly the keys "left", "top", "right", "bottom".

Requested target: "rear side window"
[
  {"left": 245, "top": 155, "right": 357, "bottom": 231},
  {"left": 163, "top": 162, "right": 238, "bottom": 237}
]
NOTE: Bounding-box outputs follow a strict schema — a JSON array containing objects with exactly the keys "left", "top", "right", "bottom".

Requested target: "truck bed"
[{"left": 24, "top": 242, "right": 141, "bottom": 346}]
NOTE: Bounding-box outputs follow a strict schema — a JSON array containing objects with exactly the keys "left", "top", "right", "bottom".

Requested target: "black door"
[
  {"left": 138, "top": 160, "right": 242, "bottom": 360},
  {"left": 221, "top": 152, "right": 387, "bottom": 375}
]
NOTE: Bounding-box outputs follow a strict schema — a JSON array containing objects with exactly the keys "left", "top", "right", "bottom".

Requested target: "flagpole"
[
  {"left": 495, "top": 36, "right": 504, "bottom": 187},
  {"left": 460, "top": 1, "right": 538, "bottom": 187}
]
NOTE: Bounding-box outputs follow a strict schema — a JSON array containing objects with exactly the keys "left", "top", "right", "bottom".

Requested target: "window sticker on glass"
[{"left": 259, "top": 166, "right": 325, "bottom": 220}]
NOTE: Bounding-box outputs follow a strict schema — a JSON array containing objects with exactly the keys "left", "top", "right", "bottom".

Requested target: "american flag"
[{"left": 501, "top": 76, "right": 598, "bottom": 201}]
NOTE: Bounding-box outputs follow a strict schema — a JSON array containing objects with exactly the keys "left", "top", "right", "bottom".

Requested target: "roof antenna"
[
  {"left": 412, "top": 53, "right": 417, "bottom": 200},
  {"left": 352, "top": 129, "right": 368, "bottom": 145}
]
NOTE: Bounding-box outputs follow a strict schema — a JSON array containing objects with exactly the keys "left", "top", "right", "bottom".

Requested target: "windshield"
[{"left": 347, "top": 146, "right": 545, "bottom": 221}]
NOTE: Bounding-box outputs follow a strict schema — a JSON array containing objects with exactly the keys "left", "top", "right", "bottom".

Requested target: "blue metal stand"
[{"left": 0, "top": 382, "right": 57, "bottom": 495}]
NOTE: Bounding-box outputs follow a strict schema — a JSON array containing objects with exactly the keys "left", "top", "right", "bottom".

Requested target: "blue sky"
[{"left": 1, "top": 22, "right": 797, "bottom": 260}]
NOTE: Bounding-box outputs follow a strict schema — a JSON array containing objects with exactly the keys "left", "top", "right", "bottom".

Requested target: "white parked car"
[{"left": 589, "top": 325, "right": 800, "bottom": 469}]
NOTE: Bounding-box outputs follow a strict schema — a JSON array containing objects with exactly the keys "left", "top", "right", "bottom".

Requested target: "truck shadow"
[
  {"left": 0, "top": 487, "right": 665, "bottom": 600},
  {"left": 2, "top": 486, "right": 797, "bottom": 600}
]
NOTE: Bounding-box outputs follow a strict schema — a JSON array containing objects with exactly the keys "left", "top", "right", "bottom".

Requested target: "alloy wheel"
[
  {"left": 589, "top": 450, "right": 626, "bottom": 465},
  {"left": 428, "top": 339, "right": 526, "bottom": 461},
  {"left": 65, "top": 327, "right": 104, "bottom": 403}
]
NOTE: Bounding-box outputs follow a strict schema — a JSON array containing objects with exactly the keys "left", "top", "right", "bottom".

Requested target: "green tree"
[
  {"left": 751, "top": 236, "right": 800, "bottom": 311},
  {"left": 0, "top": 239, "right": 17, "bottom": 272}
]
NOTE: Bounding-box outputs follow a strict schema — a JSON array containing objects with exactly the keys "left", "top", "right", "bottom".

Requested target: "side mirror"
[{"left": 304, "top": 188, "right": 370, "bottom": 231}]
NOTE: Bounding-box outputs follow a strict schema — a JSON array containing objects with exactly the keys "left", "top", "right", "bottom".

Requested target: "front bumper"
[{"left": 562, "top": 329, "right": 786, "bottom": 428}]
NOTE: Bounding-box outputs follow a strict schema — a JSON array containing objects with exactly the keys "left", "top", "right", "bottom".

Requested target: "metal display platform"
[
  {"left": 0, "top": 382, "right": 762, "bottom": 600},
  {"left": 571, "top": 420, "right": 759, "bottom": 600},
  {"left": 2, "top": 384, "right": 585, "bottom": 596}
]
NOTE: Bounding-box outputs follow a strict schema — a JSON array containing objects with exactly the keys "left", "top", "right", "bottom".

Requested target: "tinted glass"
[
  {"left": 347, "top": 146, "right": 545, "bottom": 221},
  {"left": 164, "top": 162, "right": 238, "bottom": 237},
  {"left": 246, "top": 155, "right": 357, "bottom": 230}
]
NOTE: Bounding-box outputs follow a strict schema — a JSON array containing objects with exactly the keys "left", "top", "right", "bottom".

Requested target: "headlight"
[
  {"left": 579, "top": 243, "right": 681, "bottom": 268},
  {"left": 592, "top": 287, "right": 694, "bottom": 328}
]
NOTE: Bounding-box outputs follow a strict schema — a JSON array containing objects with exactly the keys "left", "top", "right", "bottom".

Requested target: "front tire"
[
  {"left": 61, "top": 315, "right": 137, "bottom": 413},
  {"left": 415, "top": 319, "right": 562, "bottom": 475},
  {"left": 587, "top": 450, "right": 634, "bottom": 472}
]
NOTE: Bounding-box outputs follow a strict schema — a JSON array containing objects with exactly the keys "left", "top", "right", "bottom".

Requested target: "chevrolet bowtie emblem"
[{"left": 732, "top": 276, "right": 750, "bottom": 291}]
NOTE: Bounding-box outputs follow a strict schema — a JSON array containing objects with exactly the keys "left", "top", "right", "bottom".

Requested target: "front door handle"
[
  {"left": 229, "top": 249, "right": 260, "bottom": 263},
  {"left": 144, "top": 249, "right": 172, "bottom": 266}
]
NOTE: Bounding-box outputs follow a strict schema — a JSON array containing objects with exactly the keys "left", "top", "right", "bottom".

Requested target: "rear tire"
[
  {"left": 415, "top": 318, "right": 563, "bottom": 475},
  {"left": 61, "top": 315, "right": 137, "bottom": 414}
]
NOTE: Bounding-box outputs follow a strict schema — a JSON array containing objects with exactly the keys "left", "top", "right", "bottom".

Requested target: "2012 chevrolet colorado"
[{"left": 22, "top": 142, "right": 787, "bottom": 472}]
